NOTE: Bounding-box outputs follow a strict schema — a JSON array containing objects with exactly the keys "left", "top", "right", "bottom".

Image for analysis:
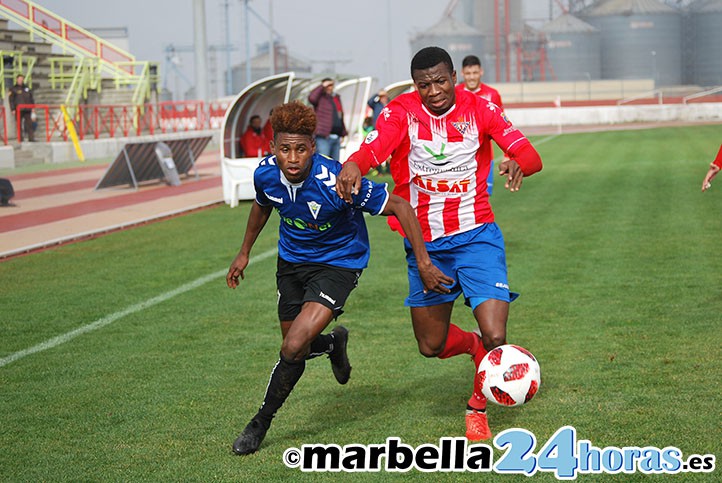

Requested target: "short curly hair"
[{"left": 270, "top": 101, "right": 316, "bottom": 139}]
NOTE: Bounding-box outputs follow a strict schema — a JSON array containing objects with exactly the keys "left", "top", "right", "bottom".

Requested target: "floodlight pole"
[
  {"left": 268, "top": 0, "right": 275, "bottom": 76},
  {"left": 193, "top": 0, "right": 209, "bottom": 102},
  {"left": 224, "top": 0, "right": 232, "bottom": 95},
  {"left": 244, "top": 0, "right": 251, "bottom": 86}
]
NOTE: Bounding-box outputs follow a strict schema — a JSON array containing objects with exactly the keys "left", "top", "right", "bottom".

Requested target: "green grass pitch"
[{"left": 0, "top": 124, "right": 720, "bottom": 481}]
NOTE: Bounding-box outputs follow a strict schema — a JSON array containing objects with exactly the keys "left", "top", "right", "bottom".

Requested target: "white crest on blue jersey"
[
  {"left": 307, "top": 200, "right": 321, "bottom": 219},
  {"left": 315, "top": 165, "right": 337, "bottom": 191}
]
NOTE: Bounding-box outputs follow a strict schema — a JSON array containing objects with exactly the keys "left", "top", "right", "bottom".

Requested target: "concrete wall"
[
  {"left": 496, "top": 79, "right": 655, "bottom": 103},
  {"left": 506, "top": 102, "right": 722, "bottom": 127},
  {"left": 32, "top": 130, "right": 221, "bottom": 165}
]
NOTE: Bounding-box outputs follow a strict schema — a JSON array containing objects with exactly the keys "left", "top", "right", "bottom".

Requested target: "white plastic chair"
[{"left": 221, "top": 157, "right": 259, "bottom": 207}]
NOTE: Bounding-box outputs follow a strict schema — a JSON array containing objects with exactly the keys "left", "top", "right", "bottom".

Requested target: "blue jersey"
[{"left": 254, "top": 153, "right": 390, "bottom": 270}]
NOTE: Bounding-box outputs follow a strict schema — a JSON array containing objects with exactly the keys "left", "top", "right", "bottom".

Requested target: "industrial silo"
[
  {"left": 580, "top": 0, "right": 683, "bottom": 86},
  {"left": 688, "top": 0, "right": 722, "bottom": 86},
  {"left": 541, "top": 13, "right": 601, "bottom": 81},
  {"left": 410, "top": 15, "right": 485, "bottom": 79},
  {"left": 455, "top": 0, "right": 523, "bottom": 82}
]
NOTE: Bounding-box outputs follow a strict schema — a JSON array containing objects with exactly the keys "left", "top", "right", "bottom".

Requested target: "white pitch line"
[
  {"left": 0, "top": 247, "right": 278, "bottom": 368},
  {"left": 533, "top": 134, "right": 560, "bottom": 146}
]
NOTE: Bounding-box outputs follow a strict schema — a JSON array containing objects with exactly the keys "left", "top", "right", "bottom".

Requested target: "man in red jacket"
[
  {"left": 240, "top": 115, "right": 270, "bottom": 158},
  {"left": 308, "top": 78, "right": 347, "bottom": 160}
]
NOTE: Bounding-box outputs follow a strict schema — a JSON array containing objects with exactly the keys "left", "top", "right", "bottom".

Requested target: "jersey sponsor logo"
[
  {"left": 307, "top": 200, "right": 321, "bottom": 219},
  {"left": 423, "top": 143, "right": 449, "bottom": 165},
  {"left": 381, "top": 106, "right": 392, "bottom": 121},
  {"left": 264, "top": 192, "right": 284, "bottom": 204},
  {"left": 364, "top": 130, "right": 378, "bottom": 144},
  {"left": 412, "top": 175, "right": 471, "bottom": 195},
  {"left": 315, "top": 165, "right": 337, "bottom": 191},
  {"left": 451, "top": 117, "right": 471, "bottom": 135},
  {"left": 503, "top": 126, "right": 518, "bottom": 136},
  {"left": 357, "top": 185, "right": 374, "bottom": 208},
  {"left": 486, "top": 101, "right": 499, "bottom": 112},
  {"left": 280, "top": 214, "right": 332, "bottom": 232}
]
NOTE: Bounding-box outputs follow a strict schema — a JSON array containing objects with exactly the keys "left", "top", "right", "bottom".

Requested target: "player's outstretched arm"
[
  {"left": 227, "top": 202, "right": 272, "bottom": 288},
  {"left": 702, "top": 164, "right": 720, "bottom": 192},
  {"left": 382, "top": 194, "right": 454, "bottom": 294}
]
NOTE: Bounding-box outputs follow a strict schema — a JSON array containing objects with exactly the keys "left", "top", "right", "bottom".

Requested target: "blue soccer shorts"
[{"left": 403, "top": 223, "right": 518, "bottom": 310}]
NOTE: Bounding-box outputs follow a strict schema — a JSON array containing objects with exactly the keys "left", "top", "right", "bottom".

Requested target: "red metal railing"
[{"left": 5, "top": 100, "right": 232, "bottom": 144}]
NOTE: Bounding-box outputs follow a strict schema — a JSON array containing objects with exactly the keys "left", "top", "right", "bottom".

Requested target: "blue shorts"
[{"left": 404, "top": 223, "right": 518, "bottom": 309}]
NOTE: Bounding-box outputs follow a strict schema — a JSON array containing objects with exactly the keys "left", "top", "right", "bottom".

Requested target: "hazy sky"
[{"left": 35, "top": 0, "right": 552, "bottom": 98}]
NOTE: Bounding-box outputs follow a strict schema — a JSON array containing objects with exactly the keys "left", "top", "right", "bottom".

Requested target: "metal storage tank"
[
  {"left": 455, "top": 0, "right": 523, "bottom": 82},
  {"left": 410, "top": 16, "right": 485, "bottom": 79},
  {"left": 462, "top": 0, "right": 524, "bottom": 36},
  {"left": 580, "top": 0, "right": 683, "bottom": 86},
  {"left": 689, "top": 0, "right": 722, "bottom": 86},
  {"left": 541, "top": 13, "right": 601, "bottom": 81}
]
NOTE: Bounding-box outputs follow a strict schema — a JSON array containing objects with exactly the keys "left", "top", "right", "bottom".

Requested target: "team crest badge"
[
  {"left": 500, "top": 111, "right": 511, "bottom": 124},
  {"left": 451, "top": 120, "right": 471, "bottom": 135},
  {"left": 307, "top": 201, "right": 321, "bottom": 219}
]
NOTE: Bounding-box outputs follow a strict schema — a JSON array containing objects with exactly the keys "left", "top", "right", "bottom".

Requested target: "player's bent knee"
[
  {"left": 417, "top": 341, "right": 444, "bottom": 358},
  {"left": 482, "top": 333, "right": 506, "bottom": 352},
  {"left": 280, "top": 338, "right": 310, "bottom": 362}
]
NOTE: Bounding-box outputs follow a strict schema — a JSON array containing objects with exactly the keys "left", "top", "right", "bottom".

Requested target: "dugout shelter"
[{"left": 220, "top": 72, "right": 372, "bottom": 207}]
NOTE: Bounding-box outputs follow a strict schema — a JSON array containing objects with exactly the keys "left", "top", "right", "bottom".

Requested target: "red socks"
[{"left": 437, "top": 323, "right": 478, "bottom": 359}]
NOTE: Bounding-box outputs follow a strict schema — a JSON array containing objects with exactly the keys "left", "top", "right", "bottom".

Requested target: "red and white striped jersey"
[
  {"left": 457, "top": 82, "right": 504, "bottom": 110},
  {"left": 351, "top": 89, "right": 533, "bottom": 242}
]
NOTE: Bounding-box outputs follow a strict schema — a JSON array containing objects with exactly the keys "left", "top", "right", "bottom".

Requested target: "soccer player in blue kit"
[{"left": 226, "top": 101, "right": 452, "bottom": 455}]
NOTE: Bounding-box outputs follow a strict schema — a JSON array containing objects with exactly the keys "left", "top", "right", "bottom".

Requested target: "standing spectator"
[
  {"left": 457, "top": 55, "right": 505, "bottom": 195},
  {"left": 367, "top": 89, "right": 389, "bottom": 128},
  {"left": 308, "top": 78, "right": 347, "bottom": 160},
  {"left": 240, "top": 115, "right": 271, "bottom": 158},
  {"left": 701, "top": 144, "right": 722, "bottom": 192},
  {"left": 8, "top": 74, "right": 35, "bottom": 142},
  {"left": 336, "top": 46, "right": 543, "bottom": 442}
]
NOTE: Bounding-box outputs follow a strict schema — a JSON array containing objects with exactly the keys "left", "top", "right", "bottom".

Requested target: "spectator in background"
[
  {"left": 9, "top": 74, "right": 35, "bottom": 142},
  {"left": 362, "top": 116, "right": 374, "bottom": 136},
  {"left": 240, "top": 115, "right": 271, "bottom": 158},
  {"left": 308, "top": 78, "right": 347, "bottom": 160},
  {"left": 262, "top": 108, "right": 274, "bottom": 144},
  {"left": 701, "top": 144, "right": 722, "bottom": 192},
  {"left": 457, "top": 55, "right": 505, "bottom": 195},
  {"left": 366, "top": 90, "right": 392, "bottom": 175},
  {"left": 367, "top": 89, "right": 389, "bottom": 128}
]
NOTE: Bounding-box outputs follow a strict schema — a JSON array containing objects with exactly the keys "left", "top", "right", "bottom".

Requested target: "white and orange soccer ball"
[{"left": 478, "top": 344, "right": 541, "bottom": 407}]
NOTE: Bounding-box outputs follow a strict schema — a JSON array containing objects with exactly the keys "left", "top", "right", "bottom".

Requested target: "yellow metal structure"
[{"left": 60, "top": 105, "right": 84, "bottom": 161}]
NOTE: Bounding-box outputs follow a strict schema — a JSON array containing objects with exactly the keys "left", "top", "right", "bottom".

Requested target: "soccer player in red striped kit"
[
  {"left": 457, "top": 54, "right": 507, "bottom": 196},
  {"left": 701, "top": 144, "right": 722, "bottom": 192},
  {"left": 336, "top": 46, "right": 543, "bottom": 440}
]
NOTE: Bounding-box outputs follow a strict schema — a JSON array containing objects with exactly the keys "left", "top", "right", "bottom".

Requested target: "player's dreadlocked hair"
[
  {"left": 270, "top": 101, "right": 316, "bottom": 139},
  {"left": 410, "top": 46, "right": 454, "bottom": 76}
]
